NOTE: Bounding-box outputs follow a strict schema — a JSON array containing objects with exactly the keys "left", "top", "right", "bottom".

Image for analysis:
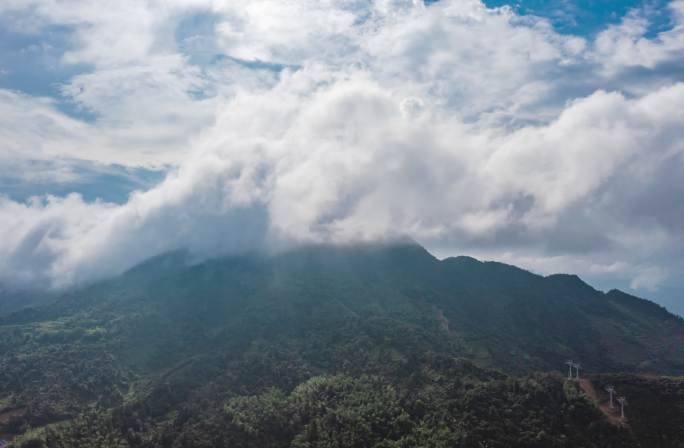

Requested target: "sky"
[{"left": 0, "top": 0, "right": 683, "bottom": 315}]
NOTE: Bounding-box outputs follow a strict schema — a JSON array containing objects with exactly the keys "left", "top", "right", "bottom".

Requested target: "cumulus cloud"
[{"left": 0, "top": 0, "right": 683, "bottom": 298}]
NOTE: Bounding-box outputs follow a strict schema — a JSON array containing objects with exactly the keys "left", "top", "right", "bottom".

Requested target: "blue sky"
[
  {"left": 0, "top": 0, "right": 683, "bottom": 316},
  {"left": 482, "top": 0, "right": 673, "bottom": 35}
]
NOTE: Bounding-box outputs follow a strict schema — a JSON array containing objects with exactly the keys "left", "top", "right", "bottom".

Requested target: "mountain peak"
[
  {"left": 544, "top": 273, "right": 597, "bottom": 292},
  {"left": 2, "top": 244, "right": 684, "bottom": 446},
  {"left": 442, "top": 255, "right": 482, "bottom": 265}
]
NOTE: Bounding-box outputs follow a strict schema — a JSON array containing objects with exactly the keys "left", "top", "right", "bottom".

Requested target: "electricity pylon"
[{"left": 604, "top": 385, "right": 615, "bottom": 409}]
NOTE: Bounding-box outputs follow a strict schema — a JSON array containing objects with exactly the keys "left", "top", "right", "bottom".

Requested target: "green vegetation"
[
  {"left": 591, "top": 373, "right": 684, "bottom": 447},
  {"left": 1, "top": 243, "right": 683, "bottom": 446},
  {"left": 6, "top": 360, "right": 641, "bottom": 448}
]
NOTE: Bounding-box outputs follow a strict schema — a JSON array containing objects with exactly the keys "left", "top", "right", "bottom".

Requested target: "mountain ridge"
[
  {"left": 4, "top": 242, "right": 683, "bottom": 373},
  {"left": 1, "top": 242, "right": 683, "bottom": 447}
]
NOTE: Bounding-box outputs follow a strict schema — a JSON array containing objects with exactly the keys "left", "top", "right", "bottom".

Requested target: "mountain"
[
  {"left": 0, "top": 285, "right": 54, "bottom": 317},
  {"left": 1, "top": 243, "right": 683, "bottom": 447}
]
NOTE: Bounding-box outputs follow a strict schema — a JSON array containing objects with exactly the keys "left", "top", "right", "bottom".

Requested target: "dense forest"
[{"left": 1, "top": 243, "right": 683, "bottom": 447}]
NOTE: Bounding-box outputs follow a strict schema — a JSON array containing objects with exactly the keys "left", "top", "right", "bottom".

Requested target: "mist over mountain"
[
  {"left": 2, "top": 0, "right": 684, "bottom": 446},
  {"left": 1, "top": 0, "right": 684, "bottom": 313}
]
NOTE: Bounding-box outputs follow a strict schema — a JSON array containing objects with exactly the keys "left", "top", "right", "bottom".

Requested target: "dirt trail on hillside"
[{"left": 578, "top": 378, "right": 626, "bottom": 427}]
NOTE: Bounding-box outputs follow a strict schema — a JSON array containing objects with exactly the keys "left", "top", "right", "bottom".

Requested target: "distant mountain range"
[{"left": 1, "top": 243, "right": 683, "bottom": 447}]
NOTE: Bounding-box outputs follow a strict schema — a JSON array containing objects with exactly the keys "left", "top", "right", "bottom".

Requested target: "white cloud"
[
  {"left": 0, "top": 87, "right": 211, "bottom": 168},
  {"left": 593, "top": 0, "right": 684, "bottom": 72},
  {"left": 630, "top": 266, "right": 670, "bottom": 292},
  {"left": 0, "top": 0, "right": 683, "bottom": 297},
  {"left": 0, "top": 90, "right": 96, "bottom": 163},
  {"left": 212, "top": 1, "right": 362, "bottom": 65}
]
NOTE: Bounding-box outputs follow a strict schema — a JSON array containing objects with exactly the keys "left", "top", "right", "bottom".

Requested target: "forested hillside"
[{"left": 1, "top": 243, "right": 683, "bottom": 447}]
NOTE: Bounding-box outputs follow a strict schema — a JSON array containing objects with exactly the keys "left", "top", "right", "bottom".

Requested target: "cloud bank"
[{"left": 1, "top": 0, "right": 684, "bottom": 302}]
